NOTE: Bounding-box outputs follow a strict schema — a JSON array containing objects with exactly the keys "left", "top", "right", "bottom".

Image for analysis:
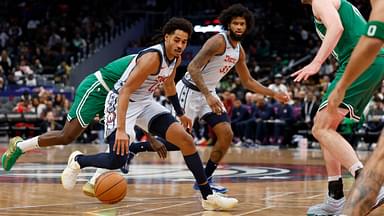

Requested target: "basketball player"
[
  {"left": 323, "top": 0, "right": 384, "bottom": 214},
  {"left": 291, "top": 0, "right": 384, "bottom": 215},
  {"left": 61, "top": 17, "right": 239, "bottom": 210},
  {"left": 176, "top": 3, "right": 290, "bottom": 193},
  {"left": 2, "top": 52, "right": 167, "bottom": 172}
]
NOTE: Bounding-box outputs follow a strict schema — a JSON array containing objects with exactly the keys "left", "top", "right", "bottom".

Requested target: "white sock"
[
  {"left": 348, "top": 162, "right": 364, "bottom": 176},
  {"left": 328, "top": 176, "right": 342, "bottom": 182},
  {"left": 17, "top": 136, "right": 39, "bottom": 153},
  {"left": 89, "top": 145, "right": 110, "bottom": 185}
]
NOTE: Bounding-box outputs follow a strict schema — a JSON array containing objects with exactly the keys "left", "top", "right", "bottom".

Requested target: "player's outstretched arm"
[
  {"left": 292, "top": 0, "right": 344, "bottom": 82},
  {"left": 235, "top": 46, "right": 290, "bottom": 104}
]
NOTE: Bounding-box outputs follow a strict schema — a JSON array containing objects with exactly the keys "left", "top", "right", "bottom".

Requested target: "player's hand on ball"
[{"left": 114, "top": 129, "right": 130, "bottom": 155}]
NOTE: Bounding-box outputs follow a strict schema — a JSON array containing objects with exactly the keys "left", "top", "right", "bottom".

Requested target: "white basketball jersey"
[
  {"left": 113, "top": 43, "right": 177, "bottom": 101},
  {"left": 184, "top": 32, "right": 240, "bottom": 90}
]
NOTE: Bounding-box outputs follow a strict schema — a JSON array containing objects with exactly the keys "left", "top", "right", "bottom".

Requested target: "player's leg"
[
  {"left": 344, "top": 131, "right": 384, "bottom": 216},
  {"left": 61, "top": 131, "right": 128, "bottom": 190},
  {"left": 196, "top": 113, "right": 232, "bottom": 193},
  {"left": 2, "top": 75, "right": 107, "bottom": 171},
  {"left": 153, "top": 113, "right": 237, "bottom": 210}
]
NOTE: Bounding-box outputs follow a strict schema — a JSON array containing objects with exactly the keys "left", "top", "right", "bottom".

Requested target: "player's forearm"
[
  {"left": 344, "top": 132, "right": 384, "bottom": 215},
  {"left": 313, "top": 26, "right": 343, "bottom": 65},
  {"left": 337, "top": 36, "right": 383, "bottom": 90},
  {"left": 188, "top": 65, "right": 210, "bottom": 97},
  {"left": 116, "top": 87, "right": 131, "bottom": 131},
  {"left": 244, "top": 79, "right": 275, "bottom": 98}
]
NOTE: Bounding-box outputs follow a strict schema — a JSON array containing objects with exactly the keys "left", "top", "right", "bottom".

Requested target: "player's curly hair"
[
  {"left": 219, "top": 4, "right": 254, "bottom": 34},
  {"left": 162, "top": 17, "right": 193, "bottom": 39}
]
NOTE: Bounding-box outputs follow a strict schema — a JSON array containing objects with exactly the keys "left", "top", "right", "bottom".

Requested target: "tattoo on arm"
[
  {"left": 188, "top": 36, "right": 224, "bottom": 96},
  {"left": 344, "top": 170, "right": 384, "bottom": 215}
]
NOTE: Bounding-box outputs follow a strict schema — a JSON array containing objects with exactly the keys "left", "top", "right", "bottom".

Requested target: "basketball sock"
[
  {"left": 348, "top": 161, "right": 364, "bottom": 177},
  {"left": 183, "top": 152, "right": 212, "bottom": 199},
  {"left": 88, "top": 146, "right": 119, "bottom": 185},
  {"left": 76, "top": 153, "right": 127, "bottom": 170},
  {"left": 328, "top": 178, "right": 344, "bottom": 200},
  {"left": 205, "top": 159, "right": 218, "bottom": 178},
  {"left": 128, "top": 142, "right": 151, "bottom": 154},
  {"left": 17, "top": 136, "right": 39, "bottom": 153},
  {"left": 129, "top": 138, "right": 180, "bottom": 154}
]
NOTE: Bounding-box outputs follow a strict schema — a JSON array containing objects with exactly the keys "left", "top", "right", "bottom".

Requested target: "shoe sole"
[
  {"left": 82, "top": 185, "right": 96, "bottom": 197},
  {"left": 2, "top": 137, "right": 23, "bottom": 171}
]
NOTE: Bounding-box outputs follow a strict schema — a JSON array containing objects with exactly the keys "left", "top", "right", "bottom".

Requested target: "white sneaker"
[
  {"left": 61, "top": 151, "right": 82, "bottom": 190},
  {"left": 202, "top": 193, "right": 238, "bottom": 211},
  {"left": 307, "top": 194, "right": 344, "bottom": 216}
]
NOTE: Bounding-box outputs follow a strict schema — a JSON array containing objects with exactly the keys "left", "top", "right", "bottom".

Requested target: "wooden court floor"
[{"left": 0, "top": 143, "right": 383, "bottom": 216}]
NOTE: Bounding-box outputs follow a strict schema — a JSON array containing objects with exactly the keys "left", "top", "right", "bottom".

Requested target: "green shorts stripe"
[
  {"left": 76, "top": 80, "right": 101, "bottom": 127},
  {"left": 67, "top": 73, "right": 109, "bottom": 128},
  {"left": 321, "top": 54, "right": 384, "bottom": 121}
]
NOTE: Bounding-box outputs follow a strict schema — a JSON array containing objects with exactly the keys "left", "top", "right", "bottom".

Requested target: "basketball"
[{"left": 94, "top": 172, "right": 127, "bottom": 204}]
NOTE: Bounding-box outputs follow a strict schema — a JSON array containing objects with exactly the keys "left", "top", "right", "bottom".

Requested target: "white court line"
[
  {"left": 262, "top": 192, "right": 297, "bottom": 200},
  {"left": 121, "top": 201, "right": 196, "bottom": 216},
  {"left": 0, "top": 201, "right": 101, "bottom": 210},
  {"left": 86, "top": 203, "right": 144, "bottom": 215},
  {"left": 235, "top": 206, "right": 274, "bottom": 215},
  {"left": 305, "top": 193, "right": 324, "bottom": 199}
]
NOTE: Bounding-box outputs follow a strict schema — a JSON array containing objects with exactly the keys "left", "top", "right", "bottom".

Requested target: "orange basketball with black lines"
[{"left": 94, "top": 172, "right": 127, "bottom": 204}]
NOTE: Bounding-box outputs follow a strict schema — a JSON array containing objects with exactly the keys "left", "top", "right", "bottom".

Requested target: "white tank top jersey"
[
  {"left": 183, "top": 32, "right": 240, "bottom": 90},
  {"left": 113, "top": 43, "right": 177, "bottom": 101}
]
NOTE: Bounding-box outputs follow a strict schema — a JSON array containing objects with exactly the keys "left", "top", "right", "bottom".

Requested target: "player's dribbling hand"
[
  {"left": 273, "top": 91, "right": 290, "bottom": 104},
  {"left": 291, "top": 62, "right": 322, "bottom": 82},
  {"left": 114, "top": 129, "right": 130, "bottom": 155},
  {"left": 179, "top": 115, "right": 192, "bottom": 132}
]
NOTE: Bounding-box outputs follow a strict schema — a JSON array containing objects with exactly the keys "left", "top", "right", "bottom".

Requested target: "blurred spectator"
[{"left": 268, "top": 73, "right": 288, "bottom": 93}]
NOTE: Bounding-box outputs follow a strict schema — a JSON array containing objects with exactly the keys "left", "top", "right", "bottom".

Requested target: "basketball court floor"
[{"left": 0, "top": 143, "right": 383, "bottom": 216}]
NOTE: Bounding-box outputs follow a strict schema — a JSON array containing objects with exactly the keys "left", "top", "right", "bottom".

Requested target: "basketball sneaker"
[
  {"left": 82, "top": 182, "right": 95, "bottom": 197},
  {"left": 120, "top": 152, "right": 135, "bottom": 174},
  {"left": 2, "top": 136, "right": 24, "bottom": 171},
  {"left": 201, "top": 193, "right": 238, "bottom": 211},
  {"left": 61, "top": 151, "right": 82, "bottom": 190},
  {"left": 193, "top": 176, "right": 228, "bottom": 193},
  {"left": 307, "top": 195, "right": 345, "bottom": 216}
]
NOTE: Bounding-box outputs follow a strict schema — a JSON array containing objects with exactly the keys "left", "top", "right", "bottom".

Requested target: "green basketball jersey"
[
  {"left": 99, "top": 54, "right": 136, "bottom": 89},
  {"left": 314, "top": 0, "right": 366, "bottom": 63}
]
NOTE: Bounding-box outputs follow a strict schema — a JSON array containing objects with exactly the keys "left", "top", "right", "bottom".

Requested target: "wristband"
[{"left": 168, "top": 94, "right": 184, "bottom": 116}]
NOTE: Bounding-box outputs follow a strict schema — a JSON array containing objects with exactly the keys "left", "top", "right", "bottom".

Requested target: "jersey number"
[{"left": 219, "top": 65, "right": 231, "bottom": 74}]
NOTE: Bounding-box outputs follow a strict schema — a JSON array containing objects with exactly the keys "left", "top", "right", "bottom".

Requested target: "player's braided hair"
[
  {"left": 162, "top": 17, "right": 193, "bottom": 39},
  {"left": 219, "top": 4, "right": 254, "bottom": 34}
]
